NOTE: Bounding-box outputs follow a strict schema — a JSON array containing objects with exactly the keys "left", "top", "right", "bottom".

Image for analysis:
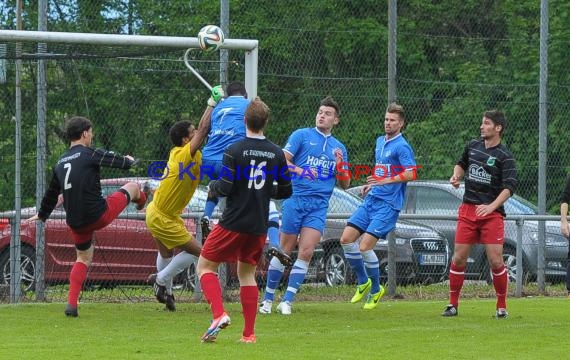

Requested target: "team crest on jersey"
[{"left": 487, "top": 156, "right": 496, "bottom": 166}]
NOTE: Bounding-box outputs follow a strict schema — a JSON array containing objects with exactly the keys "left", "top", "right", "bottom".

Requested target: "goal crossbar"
[{"left": 0, "top": 29, "right": 259, "bottom": 97}]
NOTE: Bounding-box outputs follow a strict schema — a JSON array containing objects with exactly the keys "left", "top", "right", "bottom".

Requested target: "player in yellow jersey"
[{"left": 146, "top": 87, "right": 223, "bottom": 311}]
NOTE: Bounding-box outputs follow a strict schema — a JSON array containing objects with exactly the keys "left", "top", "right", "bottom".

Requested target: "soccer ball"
[{"left": 197, "top": 25, "right": 225, "bottom": 52}]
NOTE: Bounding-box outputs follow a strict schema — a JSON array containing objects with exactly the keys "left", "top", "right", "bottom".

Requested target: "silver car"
[
  {"left": 182, "top": 185, "right": 449, "bottom": 287},
  {"left": 369, "top": 180, "right": 568, "bottom": 283}
]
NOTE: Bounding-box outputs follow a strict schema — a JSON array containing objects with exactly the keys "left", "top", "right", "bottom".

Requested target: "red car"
[{"left": 0, "top": 177, "right": 199, "bottom": 292}]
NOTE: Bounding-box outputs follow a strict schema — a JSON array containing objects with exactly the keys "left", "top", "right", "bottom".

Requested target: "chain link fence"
[{"left": 1, "top": 1, "right": 569, "bottom": 304}]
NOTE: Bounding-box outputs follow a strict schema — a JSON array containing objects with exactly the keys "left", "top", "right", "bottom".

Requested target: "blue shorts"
[
  {"left": 347, "top": 196, "right": 399, "bottom": 239},
  {"left": 201, "top": 159, "right": 224, "bottom": 181},
  {"left": 281, "top": 196, "right": 328, "bottom": 235}
]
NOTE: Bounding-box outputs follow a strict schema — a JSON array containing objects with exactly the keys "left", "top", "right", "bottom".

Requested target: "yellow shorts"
[{"left": 145, "top": 202, "right": 192, "bottom": 249}]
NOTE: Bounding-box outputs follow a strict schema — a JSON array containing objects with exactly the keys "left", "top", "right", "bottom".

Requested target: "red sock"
[
  {"left": 135, "top": 189, "right": 147, "bottom": 207},
  {"left": 200, "top": 272, "right": 225, "bottom": 318},
  {"left": 68, "top": 262, "right": 88, "bottom": 308},
  {"left": 492, "top": 265, "right": 508, "bottom": 309},
  {"left": 240, "top": 286, "right": 258, "bottom": 337},
  {"left": 449, "top": 262, "right": 465, "bottom": 308}
]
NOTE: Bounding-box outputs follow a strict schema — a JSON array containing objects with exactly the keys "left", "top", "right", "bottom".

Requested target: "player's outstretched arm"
[
  {"left": 190, "top": 85, "right": 223, "bottom": 156},
  {"left": 190, "top": 106, "right": 213, "bottom": 157},
  {"left": 31, "top": 173, "right": 61, "bottom": 222},
  {"left": 91, "top": 148, "right": 135, "bottom": 170}
]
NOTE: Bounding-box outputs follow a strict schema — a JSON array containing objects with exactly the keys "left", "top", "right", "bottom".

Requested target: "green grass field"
[{"left": 1, "top": 296, "right": 569, "bottom": 360}]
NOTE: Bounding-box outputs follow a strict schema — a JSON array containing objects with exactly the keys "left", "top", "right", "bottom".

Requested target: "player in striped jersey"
[
  {"left": 30, "top": 116, "right": 148, "bottom": 317},
  {"left": 442, "top": 110, "right": 517, "bottom": 318}
]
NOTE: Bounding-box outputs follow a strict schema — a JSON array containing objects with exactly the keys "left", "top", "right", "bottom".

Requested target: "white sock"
[
  {"left": 156, "top": 253, "right": 172, "bottom": 292},
  {"left": 157, "top": 251, "right": 196, "bottom": 294}
]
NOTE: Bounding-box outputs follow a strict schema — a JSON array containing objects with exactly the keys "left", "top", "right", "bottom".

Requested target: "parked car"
[
  {"left": 0, "top": 177, "right": 449, "bottom": 293},
  {"left": 348, "top": 181, "right": 568, "bottom": 283},
  {"left": 0, "top": 178, "right": 183, "bottom": 292},
  {"left": 181, "top": 185, "right": 450, "bottom": 288}
]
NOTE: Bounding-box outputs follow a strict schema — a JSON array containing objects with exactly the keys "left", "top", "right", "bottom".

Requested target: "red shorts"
[
  {"left": 70, "top": 191, "right": 129, "bottom": 245},
  {"left": 200, "top": 225, "right": 266, "bottom": 265},
  {"left": 455, "top": 203, "right": 505, "bottom": 245}
]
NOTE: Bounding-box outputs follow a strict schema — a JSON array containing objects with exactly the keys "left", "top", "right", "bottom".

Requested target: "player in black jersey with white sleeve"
[
  {"left": 197, "top": 98, "right": 292, "bottom": 344},
  {"left": 29, "top": 116, "right": 147, "bottom": 317},
  {"left": 442, "top": 110, "right": 517, "bottom": 319}
]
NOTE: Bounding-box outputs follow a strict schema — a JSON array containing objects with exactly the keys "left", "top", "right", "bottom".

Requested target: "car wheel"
[
  {"left": 503, "top": 246, "right": 528, "bottom": 283},
  {"left": 485, "top": 246, "right": 527, "bottom": 284},
  {"left": 324, "top": 246, "right": 353, "bottom": 286},
  {"left": 173, "top": 261, "right": 197, "bottom": 292},
  {"left": 0, "top": 246, "right": 36, "bottom": 292}
]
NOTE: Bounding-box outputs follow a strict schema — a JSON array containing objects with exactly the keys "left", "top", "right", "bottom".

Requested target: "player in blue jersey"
[
  {"left": 200, "top": 81, "right": 290, "bottom": 265},
  {"left": 200, "top": 81, "right": 248, "bottom": 239},
  {"left": 259, "top": 96, "right": 350, "bottom": 315},
  {"left": 340, "top": 102, "right": 417, "bottom": 310}
]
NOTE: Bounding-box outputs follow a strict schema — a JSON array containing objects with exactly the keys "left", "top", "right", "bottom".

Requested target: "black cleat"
[
  {"left": 267, "top": 247, "right": 293, "bottom": 267},
  {"left": 442, "top": 304, "right": 458, "bottom": 317},
  {"left": 65, "top": 304, "right": 78, "bottom": 317},
  {"left": 495, "top": 308, "right": 508, "bottom": 319},
  {"left": 165, "top": 294, "right": 176, "bottom": 312},
  {"left": 200, "top": 217, "right": 211, "bottom": 244},
  {"left": 148, "top": 273, "right": 167, "bottom": 304}
]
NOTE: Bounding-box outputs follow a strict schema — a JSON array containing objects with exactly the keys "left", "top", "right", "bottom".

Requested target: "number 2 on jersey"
[{"left": 63, "top": 163, "right": 72, "bottom": 189}]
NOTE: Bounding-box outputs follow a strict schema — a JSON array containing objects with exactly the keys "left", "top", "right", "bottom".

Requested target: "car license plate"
[{"left": 419, "top": 254, "right": 446, "bottom": 265}]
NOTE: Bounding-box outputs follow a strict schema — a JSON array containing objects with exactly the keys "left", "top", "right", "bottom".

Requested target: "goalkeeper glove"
[{"left": 207, "top": 85, "right": 224, "bottom": 107}]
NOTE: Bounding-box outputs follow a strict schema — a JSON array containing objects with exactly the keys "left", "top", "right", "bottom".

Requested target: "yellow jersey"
[{"left": 152, "top": 143, "right": 202, "bottom": 217}]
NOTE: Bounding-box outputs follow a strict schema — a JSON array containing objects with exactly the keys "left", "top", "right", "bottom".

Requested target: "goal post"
[
  {"left": 0, "top": 29, "right": 259, "bottom": 97},
  {"left": 0, "top": 29, "right": 258, "bottom": 303}
]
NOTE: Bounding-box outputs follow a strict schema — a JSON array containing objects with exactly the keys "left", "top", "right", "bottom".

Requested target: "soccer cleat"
[
  {"left": 267, "top": 247, "right": 293, "bottom": 267},
  {"left": 148, "top": 273, "right": 167, "bottom": 304},
  {"left": 165, "top": 294, "right": 176, "bottom": 312},
  {"left": 363, "top": 286, "right": 386, "bottom": 310},
  {"left": 64, "top": 304, "right": 78, "bottom": 317},
  {"left": 350, "top": 278, "right": 372, "bottom": 303},
  {"left": 239, "top": 334, "right": 257, "bottom": 344},
  {"left": 496, "top": 308, "right": 509, "bottom": 319},
  {"left": 200, "top": 217, "right": 211, "bottom": 244},
  {"left": 259, "top": 300, "right": 273, "bottom": 314},
  {"left": 201, "top": 312, "right": 231, "bottom": 343},
  {"left": 276, "top": 301, "right": 292, "bottom": 315},
  {"left": 442, "top": 304, "right": 458, "bottom": 317}
]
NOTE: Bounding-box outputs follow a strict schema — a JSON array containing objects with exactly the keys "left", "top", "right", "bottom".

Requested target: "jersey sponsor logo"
[
  {"left": 306, "top": 155, "right": 336, "bottom": 177},
  {"left": 468, "top": 164, "right": 491, "bottom": 184},
  {"left": 211, "top": 129, "right": 236, "bottom": 136}
]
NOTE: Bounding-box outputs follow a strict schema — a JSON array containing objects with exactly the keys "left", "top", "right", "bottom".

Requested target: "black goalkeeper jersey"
[
  {"left": 457, "top": 139, "right": 518, "bottom": 216},
  {"left": 38, "top": 144, "right": 134, "bottom": 228},
  {"left": 210, "top": 136, "right": 292, "bottom": 235}
]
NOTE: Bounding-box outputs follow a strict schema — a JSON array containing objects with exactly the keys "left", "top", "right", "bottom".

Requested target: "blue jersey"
[
  {"left": 368, "top": 133, "right": 416, "bottom": 210},
  {"left": 202, "top": 96, "right": 249, "bottom": 161},
  {"left": 283, "top": 127, "right": 348, "bottom": 201}
]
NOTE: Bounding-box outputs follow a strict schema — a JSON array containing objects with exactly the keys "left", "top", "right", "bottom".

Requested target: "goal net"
[{"left": 0, "top": 29, "right": 257, "bottom": 303}]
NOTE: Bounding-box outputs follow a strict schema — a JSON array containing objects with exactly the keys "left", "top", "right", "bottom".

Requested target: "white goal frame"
[
  {"left": 0, "top": 29, "right": 258, "bottom": 303},
  {"left": 0, "top": 29, "right": 259, "bottom": 97}
]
